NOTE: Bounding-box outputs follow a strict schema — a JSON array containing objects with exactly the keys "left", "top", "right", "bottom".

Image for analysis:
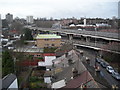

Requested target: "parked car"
[
  {"left": 95, "top": 58, "right": 101, "bottom": 63},
  {"left": 106, "top": 66, "right": 115, "bottom": 74},
  {"left": 100, "top": 62, "right": 109, "bottom": 68},
  {"left": 112, "top": 71, "right": 120, "bottom": 80}
]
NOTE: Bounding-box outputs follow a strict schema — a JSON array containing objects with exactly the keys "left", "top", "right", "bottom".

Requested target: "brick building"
[{"left": 35, "top": 34, "right": 61, "bottom": 48}]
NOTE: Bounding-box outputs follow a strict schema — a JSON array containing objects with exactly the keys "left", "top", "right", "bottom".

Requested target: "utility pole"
[{"left": 95, "top": 27, "right": 97, "bottom": 46}]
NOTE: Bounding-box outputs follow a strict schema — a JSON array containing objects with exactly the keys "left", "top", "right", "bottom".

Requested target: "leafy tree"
[
  {"left": 24, "top": 28, "right": 33, "bottom": 40},
  {"left": 2, "top": 50, "right": 14, "bottom": 77},
  {"left": 2, "top": 19, "right": 9, "bottom": 28},
  {"left": 11, "top": 21, "right": 23, "bottom": 34}
]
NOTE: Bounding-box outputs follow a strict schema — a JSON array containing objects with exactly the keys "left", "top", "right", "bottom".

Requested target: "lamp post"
[{"left": 95, "top": 27, "right": 97, "bottom": 46}]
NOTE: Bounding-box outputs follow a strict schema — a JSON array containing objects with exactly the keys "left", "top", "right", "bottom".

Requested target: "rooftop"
[
  {"left": 36, "top": 34, "right": 61, "bottom": 39},
  {"left": 51, "top": 50, "right": 87, "bottom": 83},
  {"left": 2, "top": 74, "right": 17, "bottom": 89},
  {"left": 13, "top": 46, "right": 43, "bottom": 53},
  {"left": 64, "top": 70, "right": 99, "bottom": 88}
]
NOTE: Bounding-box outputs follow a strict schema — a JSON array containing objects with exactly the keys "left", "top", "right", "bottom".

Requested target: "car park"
[
  {"left": 106, "top": 66, "right": 115, "bottom": 74},
  {"left": 112, "top": 71, "right": 120, "bottom": 80}
]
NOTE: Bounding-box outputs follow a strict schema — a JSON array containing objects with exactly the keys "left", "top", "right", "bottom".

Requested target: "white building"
[
  {"left": 38, "top": 53, "right": 56, "bottom": 67},
  {"left": 26, "top": 16, "right": 34, "bottom": 24},
  {"left": 6, "top": 13, "right": 13, "bottom": 23},
  {"left": 0, "top": 14, "right": 2, "bottom": 30}
]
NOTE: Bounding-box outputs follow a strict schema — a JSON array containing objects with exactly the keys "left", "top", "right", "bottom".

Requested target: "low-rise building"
[
  {"left": 38, "top": 53, "right": 56, "bottom": 67},
  {"left": 35, "top": 34, "right": 61, "bottom": 48}
]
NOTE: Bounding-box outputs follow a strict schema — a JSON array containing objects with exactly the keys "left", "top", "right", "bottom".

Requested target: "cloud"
[{"left": 0, "top": 0, "right": 119, "bottom": 19}]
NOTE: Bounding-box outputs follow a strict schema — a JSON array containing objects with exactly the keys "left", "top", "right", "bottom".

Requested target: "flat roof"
[
  {"left": 13, "top": 47, "right": 43, "bottom": 53},
  {"left": 36, "top": 34, "right": 61, "bottom": 39}
]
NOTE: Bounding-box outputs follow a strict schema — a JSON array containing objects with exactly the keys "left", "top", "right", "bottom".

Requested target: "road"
[
  {"left": 28, "top": 26, "right": 119, "bottom": 40},
  {"left": 77, "top": 47, "right": 120, "bottom": 88},
  {"left": 98, "top": 64, "right": 120, "bottom": 88}
]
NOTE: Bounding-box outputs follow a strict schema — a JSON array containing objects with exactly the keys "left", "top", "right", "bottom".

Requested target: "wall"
[
  {"left": 36, "top": 39, "right": 61, "bottom": 48},
  {"left": 44, "top": 77, "right": 51, "bottom": 84},
  {"left": 45, "top": 56, "right": 56, "bottom": 66}
]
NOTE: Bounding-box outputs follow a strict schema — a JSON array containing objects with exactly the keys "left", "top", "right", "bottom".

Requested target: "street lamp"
[{"left": 95, "top": 27, "right": 97, "bottom": 46}]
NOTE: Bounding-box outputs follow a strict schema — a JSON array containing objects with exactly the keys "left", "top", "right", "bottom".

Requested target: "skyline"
[{"left": 0, "top": 0, "right": 119, "bottom": 19}]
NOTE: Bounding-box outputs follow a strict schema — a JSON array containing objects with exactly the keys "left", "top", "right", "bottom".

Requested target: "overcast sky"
[{"left": 0, "top": 0, "right": 119, "bottom": 19}]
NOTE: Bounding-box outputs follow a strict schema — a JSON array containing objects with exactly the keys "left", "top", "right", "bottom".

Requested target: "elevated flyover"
[{"left": 27, "top": 26, "right": 120, "bottom": 54}]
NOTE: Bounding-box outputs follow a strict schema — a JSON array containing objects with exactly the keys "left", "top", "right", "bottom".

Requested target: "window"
[
  {"left": 45, "top": 39, "right": 49, "bottom": 41},
  {"left": 51, "top": 44, "right": 55, "bottom": 46},
  {"left": 45, "top": 44, "right": 49, "bottom": 47}
]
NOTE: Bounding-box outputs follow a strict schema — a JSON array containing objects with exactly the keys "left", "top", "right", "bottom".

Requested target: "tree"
[
  {"left": 2, "top": 50, "right": 14, "bottom": 77},
  {"left": 2, "top": 19, "right": 9, "bottom": 28},
  {"left": 11, "top": 21, "right": 23, "bottom": 34},
  {"left": 24, "top": 28, "right": 33, "bottom": 40}
]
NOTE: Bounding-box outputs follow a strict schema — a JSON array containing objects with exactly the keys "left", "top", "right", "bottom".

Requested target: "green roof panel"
[{"left": 36, "top": 34, "right": 61, "bottom": 39}]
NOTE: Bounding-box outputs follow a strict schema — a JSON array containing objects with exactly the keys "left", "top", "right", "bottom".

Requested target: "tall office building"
[
  {"left": 6, "top": 13, "right": 13, "bottom": 23},
  {"left": 0, "top": 14, "right": 2, "bottom": 30},
  {"left": 118, "top": 1, "right": 120, "bottom": 19},
  {"left": 26, "top": 16, "right": 34, "bottom": 24}
]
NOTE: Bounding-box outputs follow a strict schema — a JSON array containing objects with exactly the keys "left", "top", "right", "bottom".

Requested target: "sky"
[{"left": 0, "top": 0, "right": 119, "bottom": 19}]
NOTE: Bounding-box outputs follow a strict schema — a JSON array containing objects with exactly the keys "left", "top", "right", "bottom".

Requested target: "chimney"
[{"left": 65, "top": 52, "right": 68, "bottom": 58}]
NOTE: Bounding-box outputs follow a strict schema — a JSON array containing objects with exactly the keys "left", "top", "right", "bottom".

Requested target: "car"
[
  {"left": 106, "top": 66, "right": 115, "bottom": 74},
  {"left": 95, "top": 58, "right": 102, "bottom": 63},
  {"left": 100, "top": 62, "right": 109, "bottom": 68},
  {"left": 112, "top": 71, "right": 120, "bottom": 80}
]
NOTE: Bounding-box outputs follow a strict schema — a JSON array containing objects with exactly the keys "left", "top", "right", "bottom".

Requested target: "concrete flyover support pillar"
[
  {"left": 95, "top": 37, "right": 97, "bottom": 46},
  {"left": 81, "top": 35, "right": 84, "bottom": 41},
  {"left": 67, "top": 34, "right": 73, "bottom": 40},
  {"left": 56, "top": 32, "right": 60, "bottom": 36},
  {"left": 86, "top": 37, "right": 91, "bottom": 45}
]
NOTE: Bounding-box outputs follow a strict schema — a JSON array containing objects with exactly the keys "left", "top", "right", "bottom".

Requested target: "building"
[
  {"left": 64, "top": 71, "right": 99, "bottom": 88},
  {"left": 2, "top": 74, "right": 18, "bottom": 89},
  {"left": 6, "top": 13, "right": 13, "bottom": 23},
  {"left": 42, "top": 49, "right": 99, "bottom": 89},
  {"left": 26, "top": 16, "right": 34, "bottom": 24},
  {"left": 52, "top": 22, "right": 61, "bottom": 29},
  {"left": 38, "top": 53, "right": 56, "bottom": 67},
  {"left": 118, "top": 1, "right": 120, "bottom": 19},
  {"left": 35, "top": 34, "right": 61, "bottom": 48},
  {"left": 0, "top": 14, "right": 2, "bottom": 30}
]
